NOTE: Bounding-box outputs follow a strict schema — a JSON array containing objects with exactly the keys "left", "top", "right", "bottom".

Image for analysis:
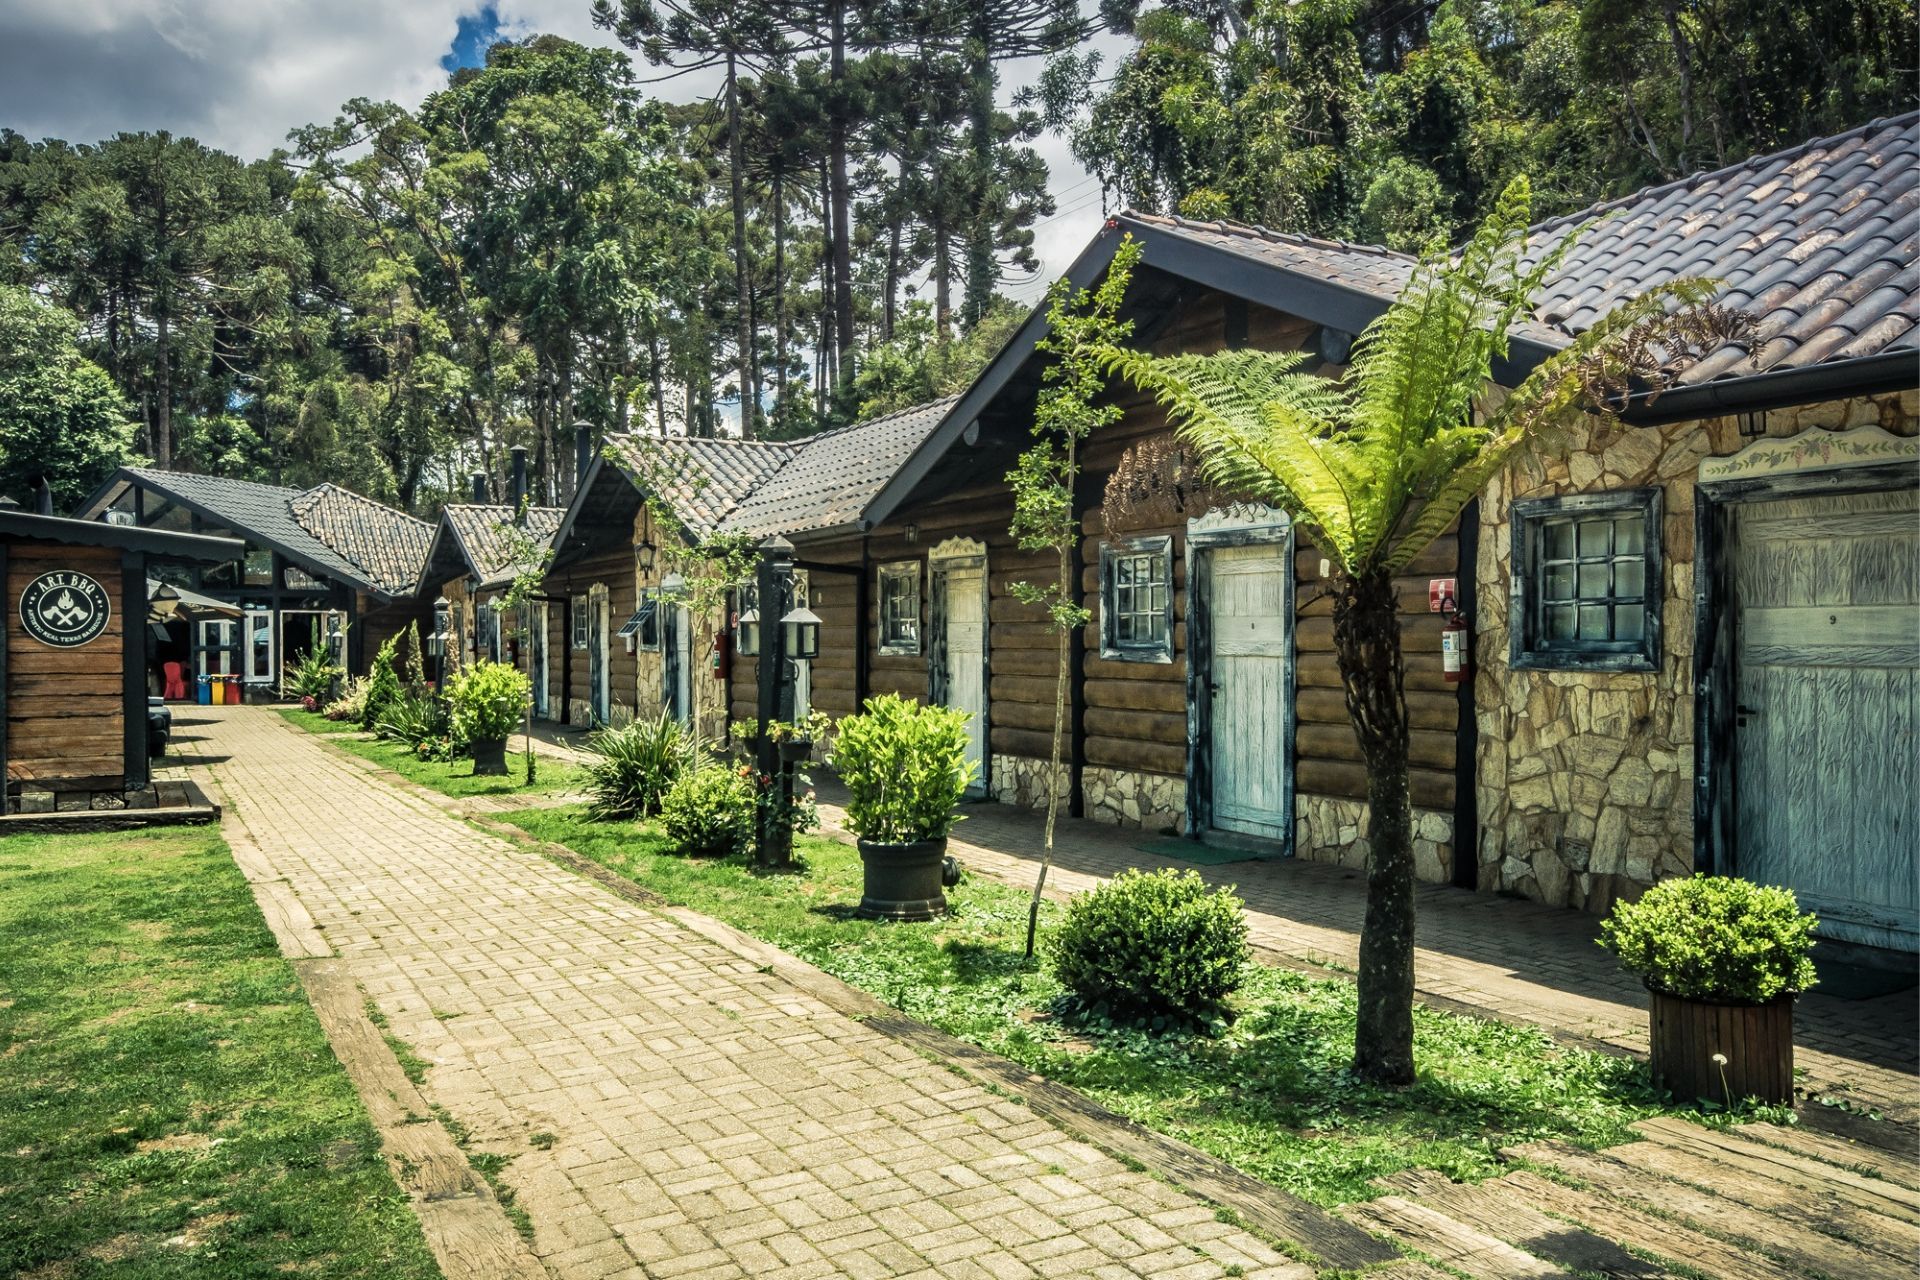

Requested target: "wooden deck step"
[
  {"left": 1632, "top": 1116, "right": 1920, "bottom": 1223},
  {"left": 1497, "top": 1169, "right": 1805, "bottom": 1280},
  {"left": 1374, "top": 1169, "right": 1675, "bottom": 1278},
  {"left": 1730, "top": 1119, "right": 1920, "bottom": 1189},
  {"left": 1507, "top": 1139, "right": 1914, "bottom": 1276},
  {"left": 1338, "top": 1195, "right": 1566, "bottom": 1279}
]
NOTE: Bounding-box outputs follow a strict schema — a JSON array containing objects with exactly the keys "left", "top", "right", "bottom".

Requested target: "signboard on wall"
[{"left": 18, "top": 570, "right": 112, "bottom": 648}]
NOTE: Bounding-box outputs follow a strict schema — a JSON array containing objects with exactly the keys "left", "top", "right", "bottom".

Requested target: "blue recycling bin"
[{"left": 196, "top": 675, "right": 212, "bottom": 706}]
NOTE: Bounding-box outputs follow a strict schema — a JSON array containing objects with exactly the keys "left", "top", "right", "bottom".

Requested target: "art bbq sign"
[{"left": 18, "top": 570, "right": 113, "bottom": 648}]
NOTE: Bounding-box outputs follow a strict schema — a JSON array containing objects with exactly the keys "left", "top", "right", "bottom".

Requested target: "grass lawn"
[
  {"left": 276, "top": 708, "right": 583, "bottom": 800},
  {"left": 0, "top": 826, "right": 441, "bottom": 1279},
  {"left": 501, "top": 800, "right": 1676, "bottom": 1207}
]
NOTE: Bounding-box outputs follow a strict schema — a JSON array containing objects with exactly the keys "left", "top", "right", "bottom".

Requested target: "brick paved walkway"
[
  {"left": 183, "top": 707, "right": 1316, "bottom": 1280},
  {"left": 811, "top": 784, "right": 1918, "bottom": 1119}
]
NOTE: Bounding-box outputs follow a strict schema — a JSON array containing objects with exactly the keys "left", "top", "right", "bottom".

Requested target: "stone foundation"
[
  {"left": 1294, "top": 793, "right": 1454, "bottom": 883},
  {"left": 1082, "top": 766, "right": 1184, "bottom": 833},
  {"left": 989, "top": 754, "right": 1069, "bottom": 812},
  {"left": 1474, "top": 389, "right": 1918, "bottom": 912}
]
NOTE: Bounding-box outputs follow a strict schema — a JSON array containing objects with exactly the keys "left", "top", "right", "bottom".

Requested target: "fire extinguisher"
[
  {"left": 1439, "top": 590, "right": 1469, "bottom": 684},
  {"left": 710, "top": 632, "right": 731, "bottom": 680}
]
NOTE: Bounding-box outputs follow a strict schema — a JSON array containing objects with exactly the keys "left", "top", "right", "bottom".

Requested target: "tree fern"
[{"left": 1106, "top": 176, "right": 1749, "bottom": 1084}]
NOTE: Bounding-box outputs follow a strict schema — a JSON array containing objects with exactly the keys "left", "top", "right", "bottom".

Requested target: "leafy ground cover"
[
  {"left": 0, "top": 826, "right": 441, "bottom": 1278},
  {"left": 502, "top": 799, "right": 1674, "bottom": 1206},
  {"left": 277, "top": 708, "right": 582, "bottom": 800}
]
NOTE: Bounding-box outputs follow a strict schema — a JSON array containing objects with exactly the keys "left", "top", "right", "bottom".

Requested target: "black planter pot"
[
  {"left": 855, "top": 837, "right": 949, "bottom": 921},
  {"left": 471, "top": 736, "right": 510, "bottom": 776},
  {"left": 778, "top": 737, "right": 813, "bottom": 764}
]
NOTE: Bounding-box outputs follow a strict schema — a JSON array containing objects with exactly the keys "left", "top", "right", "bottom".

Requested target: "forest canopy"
[{"left": 0, "top": 0, "right": 1910, "bottom": 516}]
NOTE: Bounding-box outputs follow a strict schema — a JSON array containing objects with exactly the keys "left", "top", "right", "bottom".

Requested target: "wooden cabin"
[
  {"left": 2, "top": 510, "right": 241, "bottom": 814},
  {"left": 416, "top": 450, "right": 565, "bottom": 712},
  {"left": 74, "top": 468, "right": 434, "bottom": 696}
]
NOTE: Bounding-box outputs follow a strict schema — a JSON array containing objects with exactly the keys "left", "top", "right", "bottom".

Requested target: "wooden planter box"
[{"left": 1648, "top": 987, "right": 1794, "bottom": 1106}]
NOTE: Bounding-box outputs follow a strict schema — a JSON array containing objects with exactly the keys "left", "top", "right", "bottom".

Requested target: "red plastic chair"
[{"left": 162, "top": 661, "right": 188, "bottom": 701}]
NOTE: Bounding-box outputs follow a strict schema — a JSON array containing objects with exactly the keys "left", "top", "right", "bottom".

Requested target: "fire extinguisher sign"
[{"left": 1427, "top": 577, "right": 1457, "bottom": 614}]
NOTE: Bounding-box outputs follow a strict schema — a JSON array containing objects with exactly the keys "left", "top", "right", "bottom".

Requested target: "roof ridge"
[
  {"left": 129, "top": 465, "right": 302, "bottom": 498},
  {"left": 1526, "top": 110, "right": 1920, "bottom": 238},
  {"left": 1120, "top": 211, "right": 1418, "bottom": 263},
  {"left": 794, "top": 395, "right": 962, "bottom": 446}
]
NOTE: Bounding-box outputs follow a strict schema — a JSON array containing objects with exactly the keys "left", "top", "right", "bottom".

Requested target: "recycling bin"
[{"left": 196, "top": 674, "right": 212, "bottom": 706}]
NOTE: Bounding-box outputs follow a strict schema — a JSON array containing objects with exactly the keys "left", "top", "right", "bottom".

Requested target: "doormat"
[
  {"left": 1811, "top": 959, "right": 1919, "bottom": 1002},
  {"left": 1134, "top": 837, "right": 1266, "bottom": 866}
]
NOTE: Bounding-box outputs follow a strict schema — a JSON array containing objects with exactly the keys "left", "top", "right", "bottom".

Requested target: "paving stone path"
[{"left": 182, "top": 708, "right": 1318, "bottom": 1280}]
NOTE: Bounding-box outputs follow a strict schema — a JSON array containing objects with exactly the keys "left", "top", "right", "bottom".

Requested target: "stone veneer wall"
[
  {"left": 988, "top": 757, "right": 1185, "bottom": 832},
  {"left": 1295, "top": 794, "right": 1454, "bottom": 882},
  {"left": 1474, "top": 390, "right": 1918, "bottom": 911}
]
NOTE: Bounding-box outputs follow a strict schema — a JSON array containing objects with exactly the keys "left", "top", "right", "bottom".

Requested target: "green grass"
[
  {"left": 502, "top": 802, "right": 1674, "bottom": 1207},
  {"left": 0, "top": 827, "right": 442, "bottom": 1279},
  {"left": 276, "top": 708, "right": 582, "bottom": 800}
]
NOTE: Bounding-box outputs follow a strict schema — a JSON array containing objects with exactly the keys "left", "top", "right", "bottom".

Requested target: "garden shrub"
[
  {"left": 660, "top": 764, "right": 755, "bottom": 858},
  {"left": 583, "top": 710, "right": 690, "bottom": 819},
  {"left": 374, "top": 693, "right": 447, "bottom": 757},
  {"left": 322, "top": 676, "right": 366, "bottom": 722},
  {"left": 1051, "top": 868, "right": 1251, "bottom": 1025},
  {"left": 446, "top": 660, "right": 530, "bottom": 744},
  {"left": 281, "top": 640, "right": 342, "bottom": 704},
  {"left": 360, "top": 636, "right": 402, "bottom": 729},
  {"left": 1600, "top": 875, "right": 1817, "bottom": 1003},
  {"left": 826, "top": 693, "right": 975, "bottom": 843}
]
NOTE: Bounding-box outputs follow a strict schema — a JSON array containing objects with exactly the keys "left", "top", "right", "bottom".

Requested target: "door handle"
[{"left": 1736, "top": 703, "right": 1760, "bottom": 727}]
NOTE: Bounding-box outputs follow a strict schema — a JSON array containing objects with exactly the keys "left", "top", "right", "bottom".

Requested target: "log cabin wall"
[
  {"left": 549, "top": 545, "right": 637, "bottom": 726},
  {"left": 4, "top": 541, "right": 126, "bottom": 791}
]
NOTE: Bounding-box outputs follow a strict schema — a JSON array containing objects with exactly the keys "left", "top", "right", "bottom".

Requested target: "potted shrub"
[
  {"left": 446, "top": 660, "right": 531, "bottom": 776},
  {"left": 827, "top": 694, "right": 976, "bottom": 920},
  {"left": 1600, "top": 875, "right": 1818, "bottom": 1106}
]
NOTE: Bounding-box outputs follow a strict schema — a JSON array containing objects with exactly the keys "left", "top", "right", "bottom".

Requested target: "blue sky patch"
[{"left": 443, "top": 5, "right": 507, "bottom": 72}]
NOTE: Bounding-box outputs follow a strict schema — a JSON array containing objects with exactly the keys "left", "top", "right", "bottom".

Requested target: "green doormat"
[{"left": 1134, "top": 837, "right": 1267, "bottom": 866}]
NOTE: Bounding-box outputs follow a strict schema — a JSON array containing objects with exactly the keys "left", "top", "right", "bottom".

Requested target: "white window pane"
[
  {"left": 1544, "top": 565, "right": 1574, "bottom": 600},
  {"left": 1577, "top": 519, "right": 1611, "bottom": 558},
  {"left": 1578, "top": 605, "right": 1610, "bottom": 640},
  {"left": 1544, "top": 521, "right": 1574, "bottom": 560},
  {"left": 1614, "top": 515, "right": 1645, "bottom": 554},
  {"left": 1615, "top": 604, "right": 1645, "bottom": 641},
  {"left": 1614, "top": 560, "right": 1644, "bottom": 598},
  {"left": 1577, "top": 563, "right": 1611, "bottom": 598}
]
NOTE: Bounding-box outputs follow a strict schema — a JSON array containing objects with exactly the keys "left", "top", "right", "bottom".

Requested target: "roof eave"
[
  {"left": 0, "top": 509, "right": 245, "bottom": 561},
  {"left": 1620, "top": 349, "right": 1918, "bottom": 426}
]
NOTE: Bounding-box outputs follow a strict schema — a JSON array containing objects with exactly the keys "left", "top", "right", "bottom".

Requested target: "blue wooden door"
[{"left": 1732, "top": 487, "right": 1918, "bottom": 952}]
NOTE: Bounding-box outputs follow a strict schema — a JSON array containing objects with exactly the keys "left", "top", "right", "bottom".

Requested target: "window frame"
[
  {"left": 1099, "top": 535, "right": 1175, "bottom": 664},
  {"left": 877, "top": 560, "right": 921, "bottom": 656},
  {"left": 1509, "top": 488, "right": 1662, "bottom": 673},
  {"left": 571, "top": 595, "right": 589, "bottom": 650}
]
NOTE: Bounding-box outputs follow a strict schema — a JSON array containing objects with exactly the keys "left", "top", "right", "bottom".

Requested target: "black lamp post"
[
  {"left": 750, "top": 535, "right": 803, "bottom": 867},
  {"left": 428, "top": 596, "right": 450, "bottom": 689}
]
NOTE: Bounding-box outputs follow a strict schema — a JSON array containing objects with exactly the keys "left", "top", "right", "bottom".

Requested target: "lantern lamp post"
[{"left": 750, "top": 535, "right": 808, "bottom": 867}]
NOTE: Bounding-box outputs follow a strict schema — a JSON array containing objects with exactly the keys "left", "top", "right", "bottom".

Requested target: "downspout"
[
  {"left": 1451, "top": 499, "right": 1480, "bottom": 890},
  {"left": 854, "top": 536, "right": 871, "bottom": 710}
]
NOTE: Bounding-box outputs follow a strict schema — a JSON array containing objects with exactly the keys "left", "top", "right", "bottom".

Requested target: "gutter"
[{"left": 1621, "top": 350, "right": 1919, "bottom": 425}]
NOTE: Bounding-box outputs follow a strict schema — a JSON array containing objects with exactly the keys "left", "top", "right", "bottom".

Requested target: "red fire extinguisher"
[
  {"left": 710, "top": 632, "right": 731, "bottom": 681},
  {"left": 1439, "top": 590, "right": 1468, "bottom": 684}
]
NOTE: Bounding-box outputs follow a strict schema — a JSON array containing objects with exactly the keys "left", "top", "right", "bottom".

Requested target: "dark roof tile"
[
  {"left": 719, "top": 398, "right": 957, "bottom": 538},
  {"left": 442, "top": 503, "right": 566, "bottom": 587}
]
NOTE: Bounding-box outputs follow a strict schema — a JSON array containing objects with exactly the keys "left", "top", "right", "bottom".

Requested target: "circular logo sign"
[{"left": 19, "top": 570, "right": 112, "bottom": 648}]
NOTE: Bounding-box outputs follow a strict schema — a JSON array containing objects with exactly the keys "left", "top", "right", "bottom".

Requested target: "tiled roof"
[
  {"left": 118, "top": 467, "right": 429, "bottom": 597},
  {"left": 603, "top": 434, "right": 799, "bottom": 539},
  {"left": 442, "top": 503, "right": 567, "bottom": 587},
  {"left": 291, "top": 483, "right": 435, "bottom": 594},
  {"left": 1124, "top": 112, "right": 1919, "bottom": 385},
  {"left": 1524, "top": 112, "right": 1919, "bottom": 383},
  {"left": 718, "top": 398, "right": 958, "bottom": 538}
]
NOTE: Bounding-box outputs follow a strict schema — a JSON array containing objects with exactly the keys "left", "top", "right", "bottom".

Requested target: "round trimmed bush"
[
  {"left": 660, "top": 764, "right": 755, "bottom": 858},
  {"left": 1050, "top": 868, "right": 1251, "bottom": 1023},
  {"left": 1599, "top": 875, "right": 1817, "bottom": 1003}
]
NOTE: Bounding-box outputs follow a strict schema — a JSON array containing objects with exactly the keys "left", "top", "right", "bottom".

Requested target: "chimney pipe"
[
  {"left": 510, "top": 446, "right": 528, "bottom": 522},
  {"left": 34, "top": 477, "right": 54, "bottom": 516},
  {"left": 471, "top": 471, "right": 488, "bottom": 505},
  {"left": 574, "top": 423, "right": 594, "bottom": 486}
]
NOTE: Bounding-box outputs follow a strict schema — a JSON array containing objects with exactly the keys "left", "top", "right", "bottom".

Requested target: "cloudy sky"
[{"left": 0, "top": 0, "right": 1122, "bottom": 306}]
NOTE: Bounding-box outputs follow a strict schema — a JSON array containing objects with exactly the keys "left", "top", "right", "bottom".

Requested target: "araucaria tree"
[
  {"left": 1109, "top": 179, "right": 1746, "bottom": 1082},
  {"left": 1007, "top": 234, "right": 1143, "bottom": 958}
]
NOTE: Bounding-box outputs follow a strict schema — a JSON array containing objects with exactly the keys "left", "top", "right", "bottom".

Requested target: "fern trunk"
[
  {"left": 1025, "top": 538, "right": 1071, "bottom": 959},
  {"left": 1333, "top": 567, "right": 1416, "bottom": 1085}
]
